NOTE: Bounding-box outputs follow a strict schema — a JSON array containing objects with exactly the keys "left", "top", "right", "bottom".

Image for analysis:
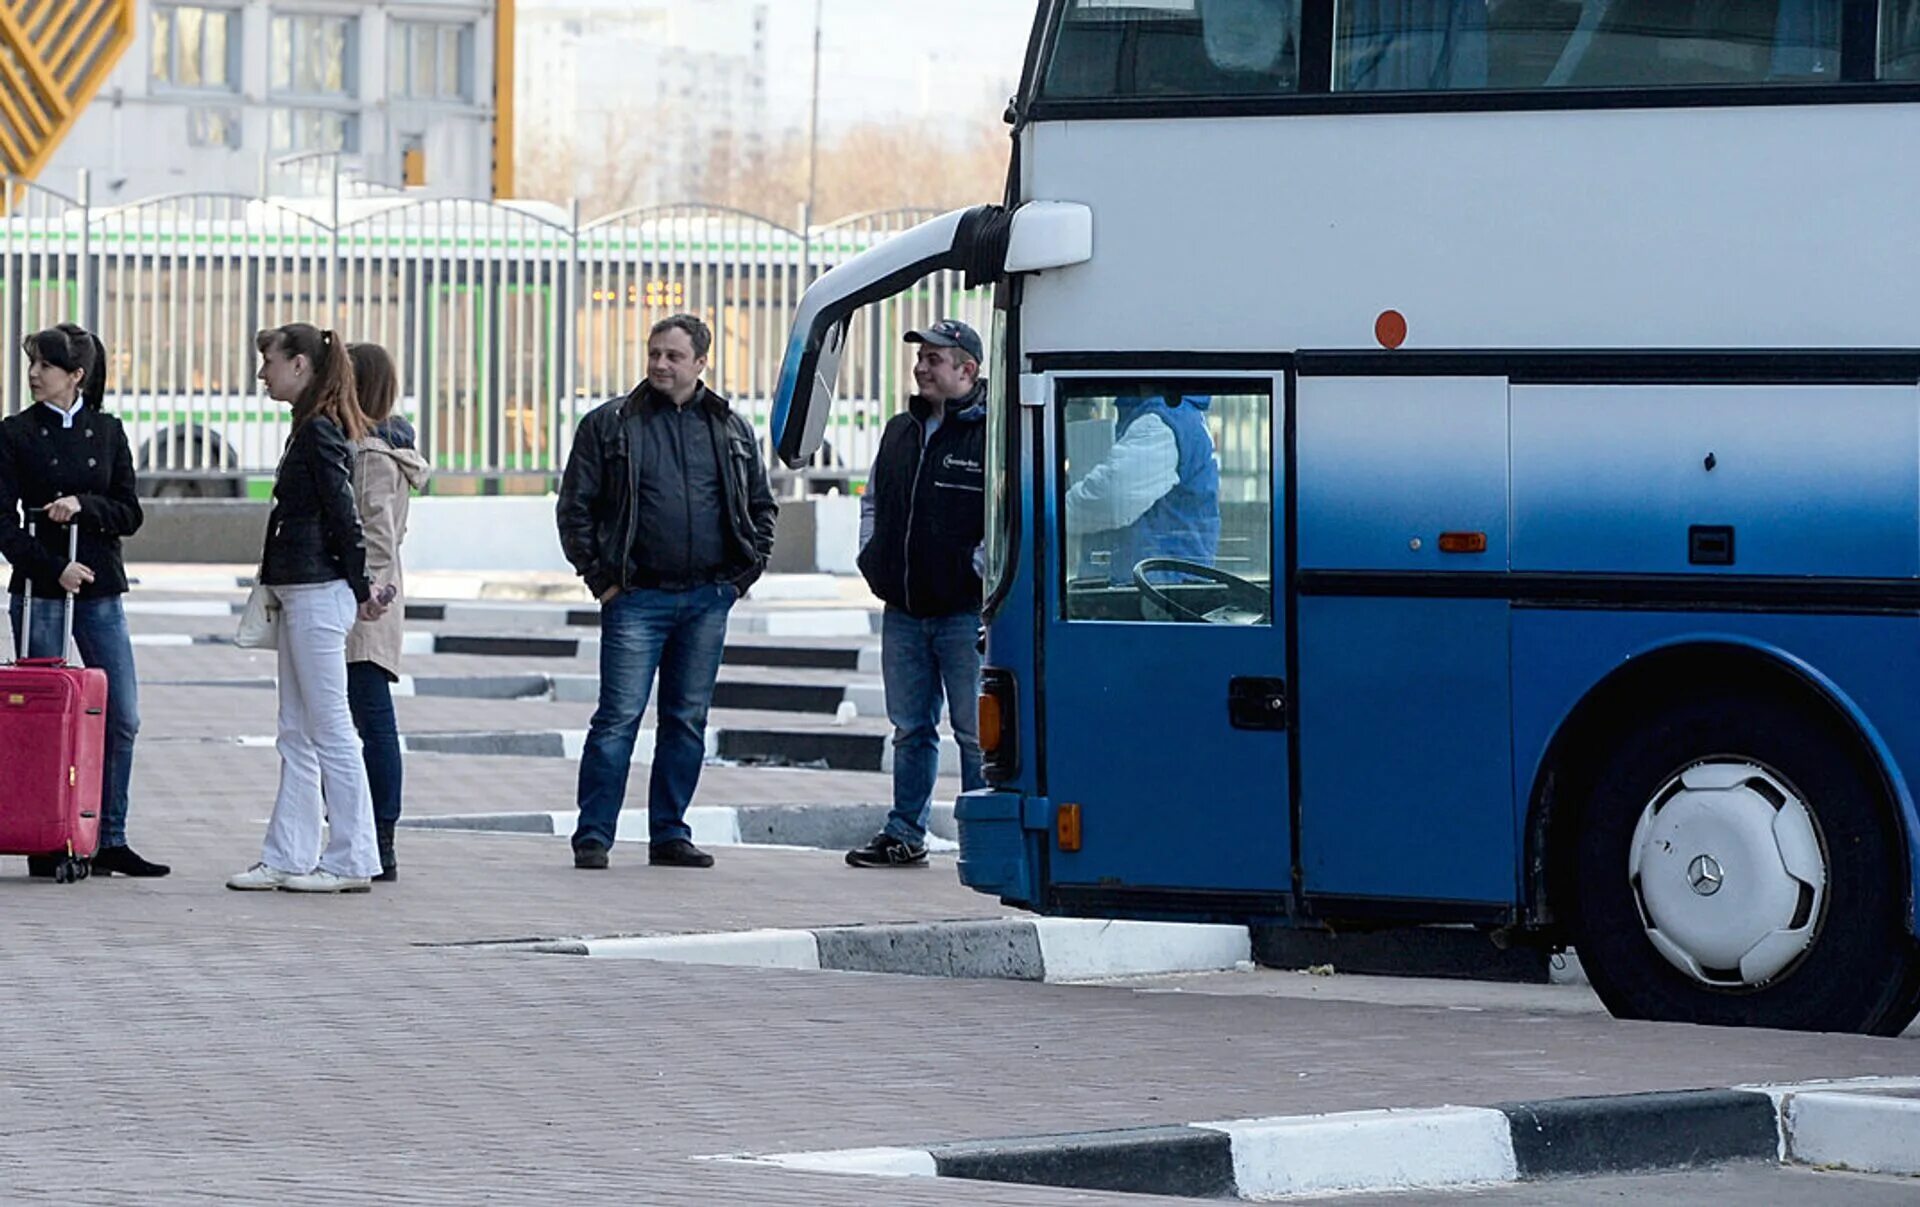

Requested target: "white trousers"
[{"left": 261, "top": 581, "right": 381, "bottom": 878}]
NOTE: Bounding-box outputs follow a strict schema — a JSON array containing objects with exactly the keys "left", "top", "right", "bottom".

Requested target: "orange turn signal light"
[
  {"left": 979, "top": 691, "right": 1004, "bottom": 756},
  {"left": 1437, "top": 531, "right": 1488, "bottom": 554},
  {"left": 1057, "top": 803, "right": 1082, "bottom": 852}
]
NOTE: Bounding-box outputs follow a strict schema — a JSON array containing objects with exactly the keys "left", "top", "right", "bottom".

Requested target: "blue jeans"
[
  {"left": 10, "top": 593, "right": 140, "bottom": 849},
  {"left": 573, "top": 584, "right": 735, "bottom": 850},
  {"left": 347, "top": 661, "right": 404, "bottom": 828},
  {"left": 882, "top": 607, "right": 985, "bottom": 845}
]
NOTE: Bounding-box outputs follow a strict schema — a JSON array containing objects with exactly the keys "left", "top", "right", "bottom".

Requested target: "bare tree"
[{"left": 527, "top": 110, "right": 1012, "bottom": 224}]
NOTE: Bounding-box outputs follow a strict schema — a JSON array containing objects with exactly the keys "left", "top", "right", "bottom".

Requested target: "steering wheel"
[{"left": 1130, "top": 558, "right": 1271, "bottom": 624}]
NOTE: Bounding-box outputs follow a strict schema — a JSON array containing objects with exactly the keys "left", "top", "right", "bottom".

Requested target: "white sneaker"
[
  {"left": 280, "top": 869, "right": 373, "bottom": 894},
  {"left": 227, "top": 863, "right": 296, "bottom": 891}
]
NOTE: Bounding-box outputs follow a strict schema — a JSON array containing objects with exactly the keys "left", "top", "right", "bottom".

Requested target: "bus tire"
[{"left": 1569, "top": 688, "right": 1920, "bottom": 1035}]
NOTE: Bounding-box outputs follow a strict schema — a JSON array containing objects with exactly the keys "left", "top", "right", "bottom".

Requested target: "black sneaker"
[
  {"left": 648, "top": 839, "right": 714, "bottom": 868},
  {"left": 92, "top": 845, "right": 172, "bottom": 878},
  {"left": 846, "top": 833, "right": 928, "bottom": 868},
  {"left": 573, "top": 842, "right": 610, "bottom": 870}
]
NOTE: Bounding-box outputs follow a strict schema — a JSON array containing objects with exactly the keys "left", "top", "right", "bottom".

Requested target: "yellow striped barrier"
[{"left": 0, "top": 0, "right": 134, "bottom": 186}]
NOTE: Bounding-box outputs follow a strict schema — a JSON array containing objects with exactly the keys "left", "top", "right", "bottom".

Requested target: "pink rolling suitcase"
[{"left": 0, "top": 517, "right": 105, "bottom": 882}]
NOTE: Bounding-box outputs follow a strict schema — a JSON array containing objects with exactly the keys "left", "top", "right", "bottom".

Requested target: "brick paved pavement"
[{"left": 1, "top": 603, "right": 1916, "bottom": 1204}]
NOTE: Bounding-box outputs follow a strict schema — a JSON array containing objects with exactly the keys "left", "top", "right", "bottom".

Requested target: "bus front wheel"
[{"left": 1569, "top": 690, "right": 1920, "bottom": 1035}]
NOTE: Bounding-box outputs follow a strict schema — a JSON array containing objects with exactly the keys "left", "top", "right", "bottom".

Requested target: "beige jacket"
[{"left": 346, "top": 435, "right": 432, "bottom": 676}]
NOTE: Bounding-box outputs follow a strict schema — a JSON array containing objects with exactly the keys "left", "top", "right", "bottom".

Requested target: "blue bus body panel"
[
  {"left": 1297, "top": 376, "right": 1508, "bottom": 571},
  {"left": 1043, "top": 622, "right": 1292, "bottom": 893},
  {"left": 1511, "top": 610, "right": 1920, "bottom": 930},
  {"left": 1510, "top": 385, "right": 1920, "bottom": 576},
  {"left": 1297, "top": 596, "right": 1515, "bottom": 903}
]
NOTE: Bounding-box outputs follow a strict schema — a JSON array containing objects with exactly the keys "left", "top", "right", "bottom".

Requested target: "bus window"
[
  {"left": 1045, "top": 0, "right": 1300, "bottom": 99},
  {"left": 1060, "top": 380, "right": 1270, "bottom": 624},
  {"left": 1334, "top": 0, "right": 1842, "bottom": 92},
  {"left": 1887, "top": 0, "right": 1920, "bottom": 79}
]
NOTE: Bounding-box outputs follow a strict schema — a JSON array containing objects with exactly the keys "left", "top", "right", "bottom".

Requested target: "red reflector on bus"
[
  {"left": 1057, "top": 803, "right": 1082, "bottom": 852},
  {"left": 1438, "top": 531, "right": 1487, "bottom": 554},
  {"left": 1375, "top": 309, "right": 1408, "bottom": 350}
]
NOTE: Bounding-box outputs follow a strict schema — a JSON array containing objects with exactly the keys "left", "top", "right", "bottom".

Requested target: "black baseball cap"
[{"left": 904, "top": 318, "right": 984, "bottom": 365}]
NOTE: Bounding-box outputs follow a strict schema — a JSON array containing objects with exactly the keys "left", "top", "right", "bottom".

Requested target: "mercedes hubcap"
[{"left": 1627, "top": 760, "right": 1827, "bottom": 989}]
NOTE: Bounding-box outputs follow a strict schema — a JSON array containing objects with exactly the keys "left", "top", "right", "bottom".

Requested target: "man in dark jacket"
[
  {"left": 846, "top": 319, "right": 988, "bottom": 868},
  {"left": 556, "top": 314, "right": 777, "bottom": 870}
]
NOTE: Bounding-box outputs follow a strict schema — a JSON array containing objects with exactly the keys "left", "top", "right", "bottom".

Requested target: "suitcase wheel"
[{"left": 51, "top": 856, "right": 90, "bottom": 885}]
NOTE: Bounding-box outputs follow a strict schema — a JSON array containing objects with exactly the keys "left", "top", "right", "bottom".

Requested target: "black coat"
[
  {"left": 556, "top": 383, "right": 779, "bottom": 599},
  {"left": 259, "top": 417, "right": 371, "bottom": 603},
  {"left": 0, "top": 404, "right": 143, "bottom": 599},
  {"left": 857, "top": 387, "right": 987, "bottom": 618}
]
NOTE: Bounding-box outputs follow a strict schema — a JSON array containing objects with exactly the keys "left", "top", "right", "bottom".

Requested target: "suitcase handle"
[{"left": 16, "top": 510, "right": 78, "bottom": 668}]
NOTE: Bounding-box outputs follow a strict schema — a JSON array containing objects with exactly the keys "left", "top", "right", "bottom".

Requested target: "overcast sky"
[{"left": 761, "top": 0, "right": 1040, "bottom": 132}]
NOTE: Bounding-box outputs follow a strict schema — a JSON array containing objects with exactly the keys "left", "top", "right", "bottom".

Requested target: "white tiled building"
[
  {"left": 38, "top": 1, "right": 502, "bottom": 202},
  {"left": 518, "top": 0, "right": 768, "bottom": 208}
]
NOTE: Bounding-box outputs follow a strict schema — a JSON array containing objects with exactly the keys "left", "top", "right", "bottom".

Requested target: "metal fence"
[{"left": 1, "top": 170, "right": 991, "bottom": 493}]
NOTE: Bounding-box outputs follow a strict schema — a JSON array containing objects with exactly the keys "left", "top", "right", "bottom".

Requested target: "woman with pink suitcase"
[{"left": 0, "top": 323, "right": 168, "bottom": 880}]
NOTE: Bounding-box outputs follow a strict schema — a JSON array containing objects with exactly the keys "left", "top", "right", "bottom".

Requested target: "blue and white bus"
[{"left": 773, "top": 0, "right": 1920, "bottom": 1035}]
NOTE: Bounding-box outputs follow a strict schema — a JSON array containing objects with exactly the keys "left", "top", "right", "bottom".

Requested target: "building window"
[
  {"left": 151, "top": 5, "right": 239, "bottom": 92},
  {"left": 270, "top": 108, "right": 359, "bottom": 153},
  {"left": 270, "top": 13, "right": 358, "bottom": 97},
  {"left": 188, "top": 107, "right": 243, "bottom": 148},
  {"left": 390, "top": 21, "right": 474, "bottom": 101}
]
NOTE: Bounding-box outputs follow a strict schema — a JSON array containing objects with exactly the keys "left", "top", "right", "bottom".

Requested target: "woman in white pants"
[{"left": 227, "top": 323, "right": 389, "bottom": 893}]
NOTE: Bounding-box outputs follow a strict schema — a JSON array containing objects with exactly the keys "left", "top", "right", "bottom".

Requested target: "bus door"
[{"left": 1043, "top": 373, "right": 1290, "bottom": 900}]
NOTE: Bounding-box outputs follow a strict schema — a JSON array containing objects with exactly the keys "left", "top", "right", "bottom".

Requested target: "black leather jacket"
[
  {"left": 556, "top": 383, "right": 778, "bottom": 599},
  {"left": 259, "top": 417, "right": 371, "bottom": 602}
]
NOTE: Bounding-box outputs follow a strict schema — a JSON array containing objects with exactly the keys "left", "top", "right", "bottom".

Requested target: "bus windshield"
[
  {"left": 1042, "top": 0, "right": 1850, "bottom": 100},
  {"left": 1044, "top": 0, "right": 1301, "bottom": 98}
]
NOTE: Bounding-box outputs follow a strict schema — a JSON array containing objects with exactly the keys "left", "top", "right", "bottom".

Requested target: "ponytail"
[
  {"left": 81, "top": 332, "right": 107, "bottom": 410},
  {"left": 257, "top": 323, "right": 366, "bottom": 441}
]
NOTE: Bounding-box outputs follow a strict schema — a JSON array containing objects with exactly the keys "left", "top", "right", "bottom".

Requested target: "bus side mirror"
[
  {"left": 1004, "top": 202, "right": 1093, "bottom": 274},
  {"left": 794, "top": 318, "right": 848, "bottom": 465}
]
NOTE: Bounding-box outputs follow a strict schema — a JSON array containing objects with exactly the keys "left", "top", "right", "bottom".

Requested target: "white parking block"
[
  {"left": 581, "top": 928, "right": 822, "bottom": 969},
  {"left": 1196, "top": 1106, "right": 1519, "bottom": 1199},
  {"left": 1785, "top": 1089, "right": 1920, "bottom": 1175},
  {"left": 1034, "top": 918, "right": 1251, "bottom": 982}
]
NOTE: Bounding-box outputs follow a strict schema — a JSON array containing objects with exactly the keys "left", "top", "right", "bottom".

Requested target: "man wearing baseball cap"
[{"left": 846, "top": 318, "right": 989, "bottom": 867}]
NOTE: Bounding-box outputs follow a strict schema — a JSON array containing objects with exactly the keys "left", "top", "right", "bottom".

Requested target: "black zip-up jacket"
[
  {"left": 258, "top": 416, "right": 372, "bottom": 603},
  {"left": 556, "top": 382, "right": 778, "bottom": 599},
  {"left": 0, "top": 403, "right": 144, "bottom": 599},
  {"left": 857, "top": 384, "right": 987, "bottom": 618}
]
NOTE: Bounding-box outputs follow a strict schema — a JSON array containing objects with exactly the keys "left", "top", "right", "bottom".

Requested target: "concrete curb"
[
  {"left": 542, "top": 917, "right": 1253, "bottom": 984},
  {"left": 164, "top": 670, "right": 879, "bottom": 715},
  {"left": 242, "top": 725, "right": 957, "bottom": 773},
  {"left": 398, "top": 803, "right": 961, "bottom": 851},
  {"left": 189, "top": 629, "right": 883, "bottom": 673},
  {"left": 724, "top": 1080, "right": 1920, "bottom": 1199}
]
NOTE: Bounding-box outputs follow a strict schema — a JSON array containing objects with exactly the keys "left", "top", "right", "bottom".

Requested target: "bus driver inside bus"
[{"left": 1065, "top": 391, "right": 1221, "bottom": 585}]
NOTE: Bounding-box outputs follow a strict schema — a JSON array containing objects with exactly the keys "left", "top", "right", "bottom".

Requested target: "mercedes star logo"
[{"left": 1687, "top": 854, "right": 1725, "bottom": 897}]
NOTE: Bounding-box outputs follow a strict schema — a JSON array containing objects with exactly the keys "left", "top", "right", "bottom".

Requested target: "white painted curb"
[
  {"left": 1198, "top": 1107, "right": 1518, "bottom": 1200},
  {"left": 125, "top": 600, "right": 233, "bottom": 616},
  {"left": 1784, "top": 1090, "right": 1920, "bottom": 1175},
  {"left": 581, "top": 928, "right": 822, "bottom": 970},
  {"left": 745, "top": 1147, "right": 937, "bottom": 1178},
  {"left": 1035, "top": 918, "right": 1251, "bottom": 982}
]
